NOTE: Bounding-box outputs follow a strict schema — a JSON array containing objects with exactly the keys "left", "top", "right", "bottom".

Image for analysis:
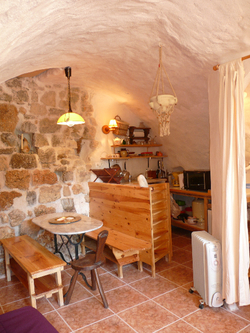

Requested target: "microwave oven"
[{"left": 183, "top": 170, "right": 211, "bottom": 192}]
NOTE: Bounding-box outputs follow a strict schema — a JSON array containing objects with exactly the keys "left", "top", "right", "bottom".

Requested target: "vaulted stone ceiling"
[{"left": 1, "top": 1, "right": 250, "bottom": 170}]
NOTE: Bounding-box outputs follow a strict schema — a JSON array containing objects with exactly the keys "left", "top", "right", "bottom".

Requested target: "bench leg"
[
  {"left": 151, "top": 264, "right": 156, "bottom": 278},
  {"left": 55, "top": 270, "right": 64, "bottom": 306},
  {"left": 117, "top": 265, "right": 123, "bottom": 278},
  {"left": 27, "top": 275, "right": 36, "bottom": 309},
  {"left": 4, "top": 249, "right": 11, "bottom": 281},
  {"left": 138, "top": 261, "right": 143, "bottom": 272}
]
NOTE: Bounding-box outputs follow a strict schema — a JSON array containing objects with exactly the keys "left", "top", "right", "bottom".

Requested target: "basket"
[{"left": 113, "top": 115, "right": 129, "bottom": 136}]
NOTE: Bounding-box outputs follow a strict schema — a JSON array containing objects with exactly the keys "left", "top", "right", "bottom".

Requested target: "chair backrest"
[{"left": 95, "top": 230, "right": 109, "bottom": 263}]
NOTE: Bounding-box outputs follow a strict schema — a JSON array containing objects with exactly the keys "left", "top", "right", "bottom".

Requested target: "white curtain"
[{"left": 209, "top": 59, "right": 250, "bottom": 306}]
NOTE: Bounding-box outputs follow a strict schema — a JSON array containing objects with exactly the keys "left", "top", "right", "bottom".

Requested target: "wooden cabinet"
[
  {"left": 170, "top": 187, "right": 211, "bottom": 232},
  {"left": 88, "top": 182, "right": 172, "bottom": 277}
]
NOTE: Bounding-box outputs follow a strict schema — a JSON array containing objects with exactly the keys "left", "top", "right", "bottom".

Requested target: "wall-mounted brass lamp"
[{"left": 102, "top": 118, "right": 118, "bottom": 134}]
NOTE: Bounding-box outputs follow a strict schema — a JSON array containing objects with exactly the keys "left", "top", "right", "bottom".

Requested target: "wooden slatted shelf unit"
[
  {"left": 170, "top": 187, "right": 212, "bottom": 232},
  {"left": 87, "top": 182, "right": 172, "bottom": 277}
]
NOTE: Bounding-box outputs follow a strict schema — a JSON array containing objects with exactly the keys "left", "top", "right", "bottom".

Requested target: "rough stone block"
[
  {"left": 13, "top": 90, "right": 29, "bottom": 104},
  {"left": 0, "top": 156, "right": 8, "bottom": 171},
  {"left": 63, "top": 185, "right": 71, "bottom": 197},
  {"left": 0, "top": 191, "right": 22, "bottom": 211},
  {"left": 0, "top": 226, "right": 15, "bottom": 239},
  {"left": 49, "top": 107, "right": 65, "bottom": 116},
  {"left": 38, "top": 148, "right": 56, "bottom": 165},
  {"left": 39, "top": 184, "right": 62, "bottom": 203},
  {"left": 30, "top": 103, "right": 47, "bottom": 116},
  {"left": 34, "top": 204, "right": 56, "bottom": 217},
  {"left": 26, "top": 191, "right": 37, "bottom": 206},
  {"left": 0, "top": 92, "right": 12, "bottom": 102},
  {"left": 51, "top": 134, "right": 63, "bottom": 147},
  {"left": 62, "top": 171, "right": 74, "bottom": 182},
  {"left": 39, "top": 118, "right": 59, "bottom": 133},
  {"left": 5, "top": 78, "right": 22, "bottom": 88},
  {"left": 72, "top": 184, "right": 84, "bottom": 195},
  {"left": 76, "top": 168, "right": 91, "bottom": 183},
  {"left": 33, "top": 133, "right": 49, "bottom": 147},
  {"left": 20, "top": 218, "right": 40, "bottom": 237},
  {"left": 8, "top": 209, "right": 26, "bottom": 227},
  {"left": 21, "top": 121, "right": 37, "bottom": 133},
  {"left": 61, "top": 198, "right": 75, "bottom": 212},
  {"left": 0, "top": 213, "right": 8, "bottom": 224},
  {"left": 0, "top": 148, "right": 16, "bottom": 155},
  {"left": 32, "top": 169, "right": 57, "bottom": 186},
  {"left": 40, "top": 91, "right": 56, "bottom": 107},
  {"left": 10, "top": 153, "right": 37, "bottom": 169},
  {"left": 1, "top": 133, "right": 19, "bottom": 147},
  {"left": 5, "top": 170, "right": 30, "bottom": 190},
  {"left": 60, "top": 159, "right": 70, "bottom": 165},
  {"left": 0, "top": 104, "right": 18, "bottom": 132}
]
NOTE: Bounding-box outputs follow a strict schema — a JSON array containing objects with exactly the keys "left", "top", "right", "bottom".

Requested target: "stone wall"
[{"left": 0, "top": 76, "right": 98, "bottom": 276}]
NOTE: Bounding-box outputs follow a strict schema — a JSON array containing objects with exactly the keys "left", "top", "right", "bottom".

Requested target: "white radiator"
[{"left": 191, "top": 231, "right": 223, "bottom": 307}]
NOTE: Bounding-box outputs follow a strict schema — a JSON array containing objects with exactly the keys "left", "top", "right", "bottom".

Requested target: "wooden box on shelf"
[{"left": 129, "top": 126, "right": 151, "bottom": 144}]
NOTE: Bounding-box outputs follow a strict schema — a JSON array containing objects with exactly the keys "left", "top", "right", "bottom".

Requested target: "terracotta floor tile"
[
  {"left": 172, "top": 227, "right": 192, "bottom": 238},
  {"left": 104, "top": 285, "right": 148, "bottom": 313},
  {"left": 44, "top": 310, "right": 72, "bottom": 333},
  {"left": 47, "top": 282, "right": 93, "bottom": 309},
  {"left": 2, "top": 297, "right": 54, "bottom": 314},
  {"left": 1, "top": 226, "right": 250, "bottom": 333},
  {"left": 63, "top": 281, "right": 94, "bottom": 304},
  {"left": 240, "top": 325, "right": 250, "bottom": 332},
  {"left": 111, "top": 263, "right": 152, "bottom": 282},
  {"left": 58, "top": 297, "right": 112, "bottom": 330},
  {"left": 130, "top": 275, "right": 178, "bottom": 298},
  {"left": 183, "top": 243, "right": 192, "bottom": 252},
  {"left": 172, "top": 236, "right": 192, "bottom": 248},
  {"left": 172, "top": 248, "right": 193, "bottom": 264},
  {"left": 154, "top": 286, "right": 202, "bottom": 317},
  {"left": 76, "top": 315, "right": 136, "bottom": 333},
  {"left": 157, "top": 319, "right": 202, "bottom": 332},
  {"left": 118, "top": 300, "right": 178, "bottom": 333},
  {"left": 144, "top": 257, "right": 179, "bottom": 273},
  {"left": 0, "top": 275, "right": 20, "bottom": 288},
  {"left": 231, "top": 303, "right": 250, "bottom": 321},
  {"left": 159, "top": 265, "right": 193, "bottom": 286},
  {"left": 0, "top": 283, "right": 29, "bottom": 305},
  {"left": 182, "top": 260, "right": 193, "bottom": 269},
  {"left": 185, "top": 306, "right": 249, "bottom": 333},
  {"left": 83, "top": 272, "right": 125, "bottom": 295},
  {"left": 102, "top": 259, "right": 119, "bottom": 272}
]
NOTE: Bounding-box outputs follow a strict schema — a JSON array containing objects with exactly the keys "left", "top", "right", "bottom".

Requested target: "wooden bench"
[
  {"left": 83, "top": 226, "right": 151, "bottom": 278},
  {"left": 1, "top": 235, "right": 66, "bottom": 309}
]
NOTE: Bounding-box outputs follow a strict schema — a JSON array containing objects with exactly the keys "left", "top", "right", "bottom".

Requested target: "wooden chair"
[{"left": 64, "top": 230, "right": 109, "bottom": 308}]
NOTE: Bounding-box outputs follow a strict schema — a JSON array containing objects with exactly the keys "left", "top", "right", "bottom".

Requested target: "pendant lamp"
[
  {"left": 57, "top": 67, "right": 85, "bottom": 127},
  {"left": 149, "top": 45, "right": 177, "bottom": 136}
]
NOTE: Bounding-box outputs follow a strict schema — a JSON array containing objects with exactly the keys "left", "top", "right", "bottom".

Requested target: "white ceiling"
[{"left": 1, "top": 0, "right": 250, "bottom": 170}]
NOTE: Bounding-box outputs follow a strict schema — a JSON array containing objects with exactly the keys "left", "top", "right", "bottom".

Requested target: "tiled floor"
[{"left": 1, "top": 227, "right": 250, "bottom": 332}]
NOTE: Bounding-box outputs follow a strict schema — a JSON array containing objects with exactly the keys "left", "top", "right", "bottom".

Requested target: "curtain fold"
[{"left": 209, "top": 59, "right": 250, "bottom": 306}]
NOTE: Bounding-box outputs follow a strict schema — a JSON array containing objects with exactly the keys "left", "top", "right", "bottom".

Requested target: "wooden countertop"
[{"left": 170, "top": 186, "right": 211, "bottom": 198}]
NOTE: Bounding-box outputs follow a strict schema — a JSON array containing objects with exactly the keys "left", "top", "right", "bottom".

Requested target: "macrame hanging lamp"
[{"left": 149, "top": 45, "right": 177, "bottom": 136}]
